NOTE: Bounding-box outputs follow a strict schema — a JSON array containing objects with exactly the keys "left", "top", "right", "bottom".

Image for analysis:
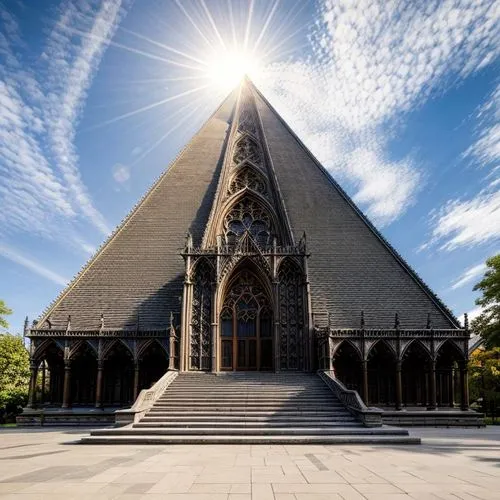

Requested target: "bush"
[{"left": 0, "top": 334, "right": 30, "bottom": 423}]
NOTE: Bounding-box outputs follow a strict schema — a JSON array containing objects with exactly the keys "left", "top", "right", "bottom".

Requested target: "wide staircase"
[{"left": 82, "top": 373, "right": 418, "bottom": 444}]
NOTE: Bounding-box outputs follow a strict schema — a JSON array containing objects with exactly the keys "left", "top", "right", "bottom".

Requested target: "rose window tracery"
[{"left": 224, "top": 198, "right": 272, "bottom": 246}]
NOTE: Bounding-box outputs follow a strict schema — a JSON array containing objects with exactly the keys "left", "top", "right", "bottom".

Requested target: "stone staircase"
[{"left": 81, "top": 373, "right": 419, "bottom": 444}]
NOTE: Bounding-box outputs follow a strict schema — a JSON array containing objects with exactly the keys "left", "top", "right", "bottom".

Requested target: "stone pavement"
[{"left": 0, "top": 427, "right": 498, "bottom": 499}]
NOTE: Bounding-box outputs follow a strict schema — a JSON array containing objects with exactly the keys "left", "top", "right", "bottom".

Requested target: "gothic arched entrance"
[{"left": 220, "top": 270, "right": 273, "bottom": 371}]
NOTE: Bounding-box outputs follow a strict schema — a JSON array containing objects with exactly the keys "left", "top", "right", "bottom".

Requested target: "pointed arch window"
[
  {"left": 224, "top": 198, "right": 273, "bottom": 246},
  {"left": 229, "top": 167, "right": 267, "bottom": 196},
  {"left": 233, "top": 135, "right": 262, "bottom": 167}
]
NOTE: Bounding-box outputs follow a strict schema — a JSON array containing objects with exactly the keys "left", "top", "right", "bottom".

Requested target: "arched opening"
[
  {"left": 70, "top": 343, "right": 97, "bottom": 406},
  {"left": 436, "top": 341, "right": 464, "bottom": 407},
  {"left": 333, "top": 341, "right": 362, "bottom": 392},
  {"left": 220, "top": 268, "right": 273, "bottom": 371},
  {"left": 402, "top": 341, "right": 431, "bottom": 407},
  {"left": 35, "top": 342, "right": 64, "bottom": 406},
  {"left": 139, "top": 342, "right": 169, "bottom": 390},
  {"left": 368, "top": 341, "right": 396, "bottom": 406},
  {"left": 103, "top": 342, "right": 134, "bottom": 407}
]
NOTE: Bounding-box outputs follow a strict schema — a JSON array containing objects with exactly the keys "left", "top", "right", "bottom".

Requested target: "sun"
[{"left": 205, "top": 49, "right": 261, "bottom": 91}]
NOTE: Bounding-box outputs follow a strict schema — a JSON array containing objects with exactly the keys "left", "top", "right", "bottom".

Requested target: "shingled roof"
[{"left": 36, "top": 79, "right": 459, "bottom": 331}]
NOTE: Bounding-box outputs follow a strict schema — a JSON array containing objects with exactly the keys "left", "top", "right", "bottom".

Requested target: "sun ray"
[
  {"left": 227, "top": 0, "right": 238, "bottom": 49},
  {"left": 252, "top": 0, "right": 280, "bottom": 56},
  {"left": 200, "top": 0, "right": 227, "bottom": 50},
  {"left": 64, "top": 25, "right": 205, "bottom": 72},
  {"left": 117, "top": 25, "right": 208, "bottom": 66},
  {"left": 87, "top": 85, "right": 210, "bottom": 131},
  {"left": 243, "top": 0, "right": 255, "bottom": 52},
  {"left": 173, "top": 0, "right": 215, "bottom": 50},
  {"left": 131, "top": 100, "right": 208, "bottom": 166}
]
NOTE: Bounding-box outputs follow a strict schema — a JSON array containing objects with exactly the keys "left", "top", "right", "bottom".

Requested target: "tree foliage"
[
  {"left": 472, "top": 254, "right": 500, "bottom": 348},
  {"left": 0, "top": 299, "right": 12, "bottom": 329},
  {"left": 0, "top": 334, "right": 30, "bottom": 423},
  {"left": 469, "top": 347, "right": 500, "bottom": 419}
]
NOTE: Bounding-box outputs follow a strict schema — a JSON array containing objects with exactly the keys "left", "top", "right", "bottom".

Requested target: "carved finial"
[
  {"left": 100, "top": 313, "right": 104, "bottom": 329},
  {"left": 394, "top": 312, "right": 400, "bottom": 329},
  {"left": 32, "top": 319, "right": 38, "bottom": 327},
  {"left": 46, "top": 316, "right": 52, "bottom": 329},
  {"left": 360, "top": 310, "right": 365, "bottom": 329},
  {"left": 426, "top": 312, "right": 432, "bottom": 329},
  {"left": 24, "top": 316, "right": 29, "bottom": 336},
  {"left": 464, "top": 312, "right": 469, "bottom": 331},
  {"left": 66, "top": 315, "right": 71, "bottom": 331},
  {"left": 170, "top": 311, "right": 174, "bottom": 327},
  {"left": 185, "top": 232, "right": 193, "bottom": 250}
]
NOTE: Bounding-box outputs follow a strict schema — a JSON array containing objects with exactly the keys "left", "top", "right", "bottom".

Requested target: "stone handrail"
[
  {"left": 115, "top": 370, "right": 178, "bottom": 426},
  {"left": 318, "top": 370, "right": 382, "bottom": 427}
]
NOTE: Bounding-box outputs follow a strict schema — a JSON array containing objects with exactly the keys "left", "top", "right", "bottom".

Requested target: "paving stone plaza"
[{"left": 0, "top": 427, "right": 499, "bottom": 499}]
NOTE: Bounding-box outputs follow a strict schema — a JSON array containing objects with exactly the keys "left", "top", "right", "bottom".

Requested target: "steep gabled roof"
[{"left": 35, "top": 78, "right": 459, "bottom": 331}]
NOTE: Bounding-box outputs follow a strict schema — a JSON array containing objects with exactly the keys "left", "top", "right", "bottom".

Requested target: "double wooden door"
[{"left": 220, "top": 306, "right": 273, "bottom": 370}]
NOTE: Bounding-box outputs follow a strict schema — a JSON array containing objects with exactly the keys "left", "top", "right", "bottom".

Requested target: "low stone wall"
[
  {"left": 17, "top": 408, "right": 116, "bottom": 427},
  {"left": 382, "top": 410, "right": 485, "bottom": 427}
]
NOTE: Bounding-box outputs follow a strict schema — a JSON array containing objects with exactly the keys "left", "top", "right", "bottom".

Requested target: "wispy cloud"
[
  {"left": 450, "top": 262, "right": 487, "bottom": 290},
  {"left": 0, "top": 243, "right": 68, "bottom": 286},
  {"left": 426, "top": 188, "right": 500, "bottom": 251},
  {"left": 0, "top": 0, "right": 124, "bottom": 241},
  {"left": 257, "top": 0, "right": 499, "bottom": 226},
  {"left": 425, "top": 82, "right": 500, "bottom": 251}
]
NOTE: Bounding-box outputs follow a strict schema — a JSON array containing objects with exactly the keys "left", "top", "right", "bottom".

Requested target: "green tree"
[
  {"left": 472, "top": 254, "right": 500, "bottom": 348},
  {"left": 469, "top": 347, "right": 500, "bottom": 420},
  {"left": 0, "top": 334, "right": 30, "bottom": 423},
  {"left": 0, "top": 300, "right": 12, "bottom": 328}
]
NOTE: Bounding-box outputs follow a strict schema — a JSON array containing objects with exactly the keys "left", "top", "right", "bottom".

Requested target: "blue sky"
[{"left": 0, "top": 0, "right": 499, "bottom": 333}]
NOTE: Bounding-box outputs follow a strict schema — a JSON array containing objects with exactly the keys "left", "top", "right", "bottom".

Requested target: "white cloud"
[
  {"left": 0, "top": 1, "right": 124, "bottom": 242},
  {"left": 112, "top": 163, "right": 131, "bottom": 183},
  {"left": 467, "top": 305, "right": 484, "bottom": 321},
  {"left": 450, "top": 263, "right": 487, "bottom": 290},
  {"left": 0, "top": 243, "right": 68, "bottom": 286},
  {"left": 256, "top": 0, "right": 499, "bottom": 226},
  {"left": 428, "top": 187, "right": 500, "bottom": 251}
]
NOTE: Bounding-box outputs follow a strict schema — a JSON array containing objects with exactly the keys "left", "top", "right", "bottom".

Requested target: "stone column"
[
  {"left": 460, "top": 361, "right": 469, "bottom": 411},
  {"left": 133, "top": 361, "right": 140, "bottom": 401},
  {"left": 27, "top": 362, "right": 38, "bottom": 408},
  {"left": 448, "top": 368, "right": 455, "bottom": 408},
  {"left": 327, "top": 336, "right": 334, "bottom": 371},
  {"left": 95, "top": 360, "right": 104, "bottom": 409},
  {"left": 62, "top": 360, "right": 72, "bottom": 409},
  {"left": 395, "top": 360, "right": 403, "bottom": 411},
  {"left": 362, "top": 360, "right": 369, "bottom": 405},
  {"left": 427, "top": 360, "right": 437, "bottom": 410},
  {"left": 211, "top": 284, "right": 217, "bottom": 373},
  {"left": 40, "top": 362, "right": 46, "bottom": 405}
]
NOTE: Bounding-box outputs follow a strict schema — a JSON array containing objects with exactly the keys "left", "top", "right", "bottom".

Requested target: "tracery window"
[
  {"left": 238, "top": 108, "right": 258, "bottom": 137},
  {"left": 224, "top": 198, "right": 272, "bottom": 246},
  {"left": 190, "top": 261, "right": 214, "bottom": 370},
  {"left": 233, "top": 135, "right": 262, "bottom": 167},
  {"left": 278, "top": 259, "right": 304, "bottom": 370},
  {"left": 228, "top": 167, "right": 267, "bottom": 196}
]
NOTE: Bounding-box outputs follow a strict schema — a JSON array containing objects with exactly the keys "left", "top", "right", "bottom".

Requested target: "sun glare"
[{"left": 205, "top": 50, "right": 261, "bottom": 91}]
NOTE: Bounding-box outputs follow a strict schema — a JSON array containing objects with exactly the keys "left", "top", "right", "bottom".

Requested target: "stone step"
[
  {"left": 134, "top": 421, "right": 361, "bottom": 428},
  {"left": 151, "top": 404, "right": 344, "bottom": 410},
  {"left": 90, "top": 426, "right": 409, "bottom": 437},
  {"left": 141, "top": 415, "right": 356, "bottom": 422},
  {"left": 81, "top": 434, "right": 421, "bottom": 445},
  {"left": 146, "top": 410, "right": 353, "bottom": 417}
]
